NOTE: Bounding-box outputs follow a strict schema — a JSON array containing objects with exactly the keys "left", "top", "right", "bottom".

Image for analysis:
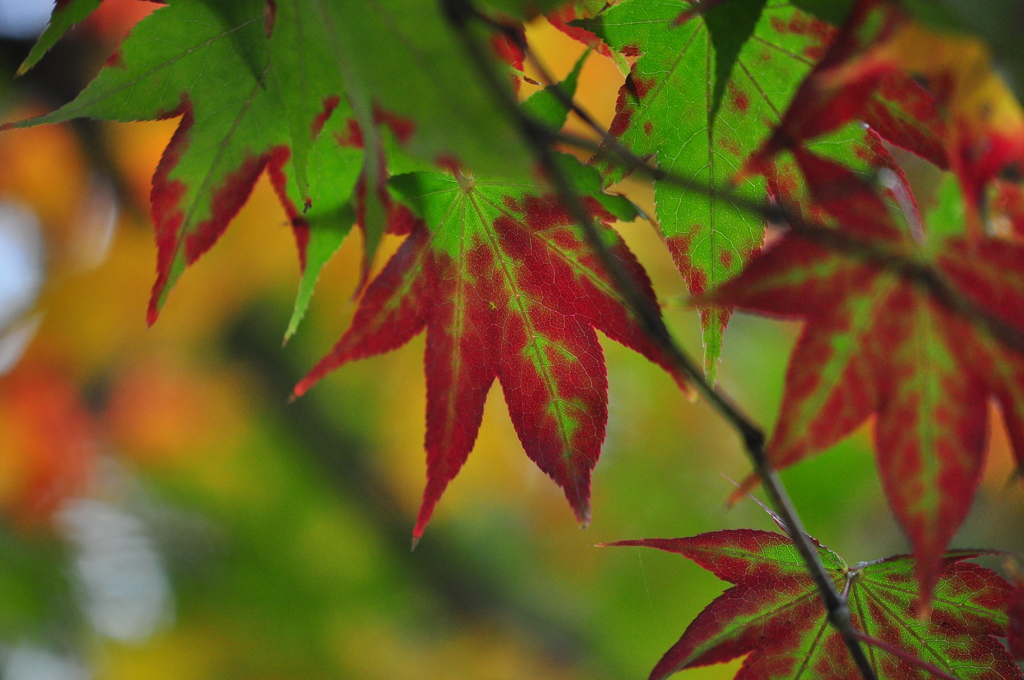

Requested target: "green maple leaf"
[
  {"left": 17, "top": 0, "right": 103, "bottom": 76},
  {"left": 610, "top": 528, "right": 1019, "bottom": 680},
  {"left": 10, "top": 0, "right": 540, "bottom": 328},
  {"left": 289, "top": 0, "right": 531, "bottom": 179},
  {"left": 9, "top": 0, "right": 364, "bottom": 326},
  {"left": 581, "top": 0, "right": 886, "bottom": 381}
]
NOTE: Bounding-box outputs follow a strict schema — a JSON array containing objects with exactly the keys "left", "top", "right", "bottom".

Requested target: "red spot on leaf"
[
  {"left": 622, "top": 44, "right": 641, "bottom": 58},
  {"left": 373, "top": 105, "right": 414, "bottom": 145},
  {"left": 264, "top": 0, "right": 276, "bottom": 37},
  {"left": 733, "top": 89, "right": 750, "bottom": 115},
  {"left": 803, "top": 45, "right": 825, "bottom": 61},
  {"left": 667, "top": 228, "right": 707, "bottom": 295},
  {"left": 311, "top": 95, "right": 340, "bottom": 139},
  {"left": 335, "top": 118, "right": 364, "bottom": 149},
  {"left": 632, "top": 75, "right": 655, "bottom": 100},
  {"left": 105, "top": 49, "right": 124, "bottom": 68},
  {"left": 644, "top": 120, "right": 654, "bottom": 136},
  {"left": 719, "top": 136, "right": 743, "bottom": 158}
]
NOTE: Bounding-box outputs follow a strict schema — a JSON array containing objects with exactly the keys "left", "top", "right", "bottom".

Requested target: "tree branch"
[
  {"left": 555, "top": 128, "right": 1024, "bottom": 358},
  {"left": 505, "top": 36, "right": 1024, "bottom": 360},
  {"left": 438, "top": 3, "right": 879, "bottom": 680}
]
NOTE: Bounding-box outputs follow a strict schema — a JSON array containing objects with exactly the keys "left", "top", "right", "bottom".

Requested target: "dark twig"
[
  {"left": 552, "top": 130, "right": 1024, "bottom": 360},
  {"left": 507, "top": 42, "right": 1024, "bottom": 360},
  {"left": 439, "top": 3, "right": 878, "bottom": 680}
]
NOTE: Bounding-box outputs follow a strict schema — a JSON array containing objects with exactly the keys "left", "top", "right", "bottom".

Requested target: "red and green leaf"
[
  {"left": 746, "top": 0, "right": 1024, "bottom": 234},
  {"left": 9, "top": 0, "right": 364, "bottom": 325},
  {"left": 579, "top": 0, "right": 889, "bottom": 381},
  {"left": 743, "top": 0, "right": 948, "bottom": 176},
  {"left": 610, "top": 529, "right": 1019, "bottom": 680},
  {"left": 293, "top": 156, "right": 693, "bottom": 541},
  {"left": 701, "top": 151, "right": 1024, "bottom": 606}
]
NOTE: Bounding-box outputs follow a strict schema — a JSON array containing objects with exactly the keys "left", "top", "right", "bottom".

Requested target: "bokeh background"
[{"left": 0, "top": 2, "right": 1021, "bottom": 679}]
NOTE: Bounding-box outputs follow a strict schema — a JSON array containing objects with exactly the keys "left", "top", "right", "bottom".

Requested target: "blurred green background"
[{"left": 0, "top": 3, "right": 1020, "bottom": 679}]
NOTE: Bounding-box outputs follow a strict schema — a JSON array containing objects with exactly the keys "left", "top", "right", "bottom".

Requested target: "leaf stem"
[{"left": 439, "top": 3, "right": 878, "bottom": 680}]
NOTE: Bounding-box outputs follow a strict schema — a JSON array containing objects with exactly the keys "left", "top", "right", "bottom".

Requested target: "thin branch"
[
  {"left": 508, "top": 40, "right": 1024, "bottom": 361},
  {"left": 438, "top": 3, "right": 878, "bottom": 680},
  {"left": 560, "top": 133, "right": 1024, "bottom": 357}
]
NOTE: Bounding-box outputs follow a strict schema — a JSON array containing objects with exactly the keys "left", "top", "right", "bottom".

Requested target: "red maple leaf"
[
  {"left": 742, "top": 0, "right": 947, "bottom": 177},
  {"left": 608, "top": 528, "right": 1019, "bottom": 680},
  {"left": 743, "top": 0, "right": 1024, "bottom": 236},
  {"left": 294, "top": 165, "right": 693, "bottom": 541},
  {"left": 701, "top": 148, "right": 1024, "bottom": 607}
]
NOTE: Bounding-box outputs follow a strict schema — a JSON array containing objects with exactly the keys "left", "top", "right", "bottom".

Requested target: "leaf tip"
[
  {"left": 145, "top": 300, "right": 160, "bottom": 328},
  {"left": 574, "top": 502, "right": 592, "bottom": 530},
  {"left": 672, "top": 8, "right": 697, "bottom": 26},
  {"left": 724, "top": 472, "right": 761, "bottom": 509},
  {"left": 410, "top": 534, "right": 421, "bottom": 552}
]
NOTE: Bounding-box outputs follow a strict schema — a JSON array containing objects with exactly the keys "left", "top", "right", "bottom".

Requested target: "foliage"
[
  {"left": 610, "top": 528, "right": 1019, "bottom": 680},
  {"left": 704, "top": 151, "right": 1024, "bottom": 605},
  {"left": 5, "top": 0, "right": 1024, "bottom": 678},
  {"left": 293, "top": 156, "right": 695, "bottom": 541}
]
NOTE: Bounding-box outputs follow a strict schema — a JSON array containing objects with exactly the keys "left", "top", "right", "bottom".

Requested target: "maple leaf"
[
  {"left": 547, "top": 1, "right": 631, "bottom": 75},
  {"left": 608, "top": 528, "right": 1020, "bottom": 680},
  {"left": 577, "top": 0, "right": 896, "bottom": 381},
  {"left": 273, "top": 0, "right": 543, "bottom": 279},
  {"left": 285, "top": 0, "right": 533, "bottom": 179},
  {"left": 520, "top": 51, "right": 587, "bottom": 132},
  {"left": 741, "top": 0, "right": 948, "bottom": 177},
  {"left": 17, "top": 0, "right": 103, "bottom": 76},
  {"left": 8, "top": 0, "right": 364, "bottom": 325},
  {"left": 292, "top": 156, "right": 693, "bottom": 541},
  {"left": 745, "top": 0, "right": 1024, "bottom": 234},
  {"left": 700, "top": 149, "right": 1024, "bottom": 606}
]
